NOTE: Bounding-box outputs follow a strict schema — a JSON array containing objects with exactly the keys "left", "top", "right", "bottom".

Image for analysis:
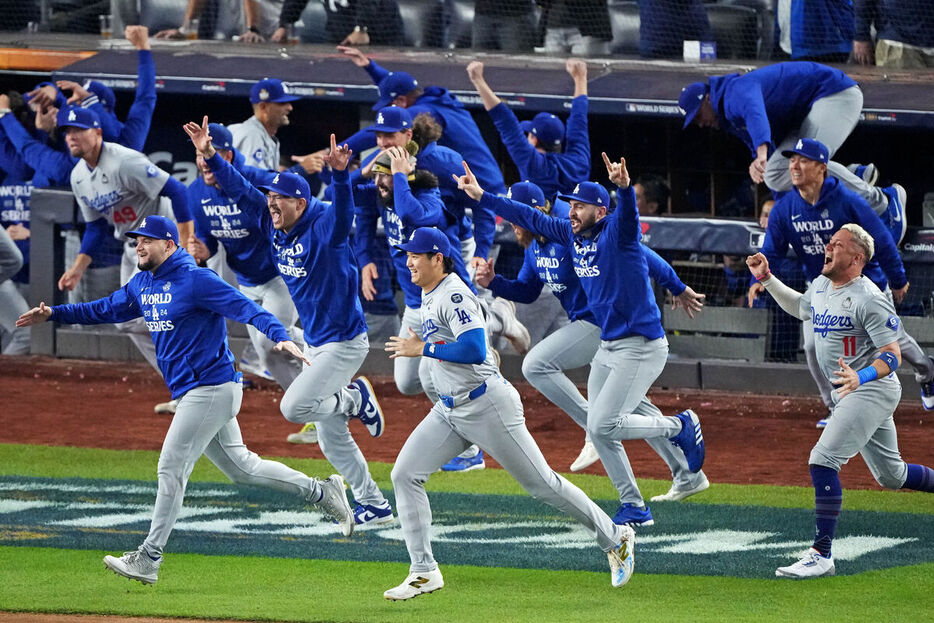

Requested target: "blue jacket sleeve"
[
  {"left": 563, "top": 96, "right": 591, "bottom": 178},
  {"left": 311, "top": 168, "right": 354, "bottom": 246},
  {"left": 481, "top": 191, "right": 570, "bottom": 246},
  {"left": 642, "top": 245, "right": 686, "bottom": 295},
  {"left": 488, "top": 251, "right": 544, "bottom": 304},
  {"left": 78, "top": 217, "right": 111, "bottom": 256},
  {"left": 613, "top": 185, "right": 642, "bottom": 248},
  {"left": 159, "top": 177, "right": 192, "bottom": 223},
  {"left": 86, "top": 101, "right": 124, "bottom": 145},
  {"left": 487, "top": 103, "right": 546, "bottom": 181},
  {"left": 193, "top": 269, "right": 291, "bottom": 343},
  {"left": 850, "top": 198, "right": 908, "bottom": 289},
  {"left": 119, "top": 50, "right": 157, "bottom": 151},
  {"left": 205, "top": 151, "right": 269, "bottom": 226},
  {"left": 353, "top": 189, "right": 380, "bottom": 267},
  {"left": 725, "top": 81, "right": 772, "bottom": 155},
  {"left": 853, "top": 0, "right": 877, "bottom": 41},
  {"left": 422, "top": 326, "right": 486, "bottom": 364},
  {"left": 365, "top": 59, "right": 391, "bottom": 85},
  {"left": 471, "top": 194, "right": 497, "bottom": 260},
  {"left": 50, "top": 284, "right": 141, "bottom": 325},
  {"left": 0, "top": 115, "right": 75, "bottom": 177},
  {"left": 393, "top": 174, "right": 443, "bottom": 227}
]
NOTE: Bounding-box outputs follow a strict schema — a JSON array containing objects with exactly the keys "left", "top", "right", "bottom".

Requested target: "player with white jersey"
[
  {"left": 384, "top": 227, "right": 635, "bottom": 600},
  {"left": 747, "top": 224, "right": 934, "bottom": 579},
  {"left": 57, "top": 106, "right": 193, "bottom": 387},
  {"left": 229, "top": 78, "right": 298, "bottom": 172}
]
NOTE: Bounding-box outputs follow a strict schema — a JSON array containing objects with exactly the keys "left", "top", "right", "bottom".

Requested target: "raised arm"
[
  {"left": 318, "top": 134, "right": 355, "bottom": 245},
  {"left": 602, "top": 152, "right": 641, "bottom": 246},
  {"left": 746, "top": 252, "right": 804, "bottom": 320}
]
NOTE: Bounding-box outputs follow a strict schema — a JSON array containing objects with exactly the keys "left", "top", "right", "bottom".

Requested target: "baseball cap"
[
  {"left": 519, "top": 119, "right": 533, "bottom": 134},
  {"left": 781, "top": 137, "right": 829, "bottom": 163},
  {"left": 57, "top": 105, "right": 101, "bottom": 130},
  {"left": 530, "top": 112, "right": 564, "bottom": 147},
  {"left": 367, "top": 106, "right": 413, "bottom": 133},
  {"left": 394, "top": 227, "right": 451, "bottom": 257},
  {"left": 207, "top": 123, "right": 234, "bottom": 151},
  {"left": 84, "top": 80, "right": 116, "bottom": 112},
  {"left": 558, "top": 182, "right": 611, "bottom": 208},
  {"left": 372, "top": 71, "right": 418, "bottom": 110},
  {"left": 250, "top": 78, "right": 300, "bottom": 104},
  {"left": 678, "top": 81, "right": 709, "bottom": 129},
  {"left": 506, "top": 181, "right": 546, "bottom": 208},
  {"left": 125, "top": 215, "right": 179, "bottom": 244},
  {"left": 259, "top": 171, "right": 311, "bottom": 200}
]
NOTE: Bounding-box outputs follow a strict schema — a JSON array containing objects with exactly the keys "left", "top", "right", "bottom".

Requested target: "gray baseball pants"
[
  {"left": 391, "top": 374, "right": 626, "bottom": 573},
  {"left": 0, "top": 227, "right": 29, "bottom": 354},
  {"left": 394, "top": 305, "right": 438, "bottom": 401},
  {"left": 239, "top": 276, "right": 303, "bottom": 390},
  {"left": 142, "top": 379, "right": 321, "bottom": 557}
]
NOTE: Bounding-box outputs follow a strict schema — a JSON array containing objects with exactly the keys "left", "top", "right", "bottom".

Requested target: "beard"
[{"left": 377, "top": 187, "right": 394, "bottom": 206}]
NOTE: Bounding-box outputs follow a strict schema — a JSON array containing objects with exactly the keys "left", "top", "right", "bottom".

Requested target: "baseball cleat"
[
  {"left": 353, "top": 501, "right": 395, "bottom": 526},
  {"left": 881, "top": 184, "right": 908, "bottom": 245},
  {"left": 570, "top": 441, "right": 600, "bottom": 472},
  {"left": 286, "top": 422, "right": 318, "bottom": 444},
  {"left": 816, "top": 418, "right": 829, "bottom": 429},
  {"left": 491, "top": 298, "right": 531, "bottom": 355},
  {"left": 351, "top": 376, "right": 385, "bottom": 437},
  {"left": 154, "top": 399, "right": 178, "bottom": 415},
  {"left": 103, "top": 547, "right": 161, "bottom": 585},
  {"left": 384, "top": 568, "right": 444, "bottom": 600},
  {"left": 846, "top": 163, "right": 879, "bottom": 186},
  {"left": 670, "top": 409, "right": 705, "bottom": 473},
  {"left": 650, "top": 474, "right": 710, "bottom": 502},
  {"left": 608, "top": 525, "right": 636, "bottom": 587},
  {"left": 612, "top": 503, "right": 654, "bottom": 527},
  {"left": 920, "top": 360, "right": 934, "bottom": 411},
  {"left": 775, "top": 548, "right": 835, "bottom": 579},
  {"left": 441, "top": 449, "right": 485, "bottom": 472},
  {"left": 315, "top": 474, "right": 354, "bottom": 537}
]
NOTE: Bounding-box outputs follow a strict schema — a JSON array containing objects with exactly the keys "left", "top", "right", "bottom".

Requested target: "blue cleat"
[
  {"left": 846, "top": 162, "right": 879, "bottom": 186},
  {"left": 350, "top": 377, "right": 384, "bottom": 437},
  {"left": 441, "top": 450, "right": 485, "bottom": 472},
  {"left": 612, "top": 503, "right": 654, "bottom": 527},
  {"left": 881, "top": 184, "right": 908, "bottom": 246},
  {"left": 353, "top": 501, "right": 394, "bottom": 526},
  {"left": 671, "top": 409, "right": 705, "bottom": 473}
]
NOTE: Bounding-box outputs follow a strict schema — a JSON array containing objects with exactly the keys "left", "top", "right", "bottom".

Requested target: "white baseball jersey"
[
  {"left": 229, "top": 115, "right": 279, "bottom": 171},
  {"left": 419, "top": 273, "right": 498, "bottom": 398},
  {"left": 70, "top": 142, "right": 170, "bottom": 239},
  {"left": 800, "top": 274, "right": 901, "bottom": 389}
]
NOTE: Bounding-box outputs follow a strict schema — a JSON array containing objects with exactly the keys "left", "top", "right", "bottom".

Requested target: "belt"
[{"left": 439, "top": 375, "right": 496, "bottom": 409}]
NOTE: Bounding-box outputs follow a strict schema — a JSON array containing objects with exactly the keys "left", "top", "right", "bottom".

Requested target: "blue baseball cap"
[
  {"left": 558, "top": 182, "right": 611, "bottom": 208},
  {"left": 84, "top": 80, "right": 116, "bottom": 112},
  {"left": 394, "top": 227, "right": 451, "bottom": 257},
  {"left": 519, "top": 119, "right": 533, "bottom": 134},
  {"left": 259, "top": 171, "right": 311, "bottom": 200},
  {"left": 679, "top": 81, "right": 709, "bottom": 128},
  {"left": 57, "top": 105, "right": 101, "bottom": 130},
  {"left": 367, "top": 106, "right": 413, "bottom": 133},
  {"left": 250, "top": 78, "right": 300, "bottom": 104},
  {"left": 372, "top": 71, "right": 418, "bottom": 110},
  {"left": 530, "top": 112, "right": 564, "bottom": 147},
  {"left": 506, "top": 181, "right": 546, "bottom": 208},
  {"left": 208, "top": 123, "right": 234, "bottom": 151},
  {"left": 781, "top": 137, "right": 829, "bottom": 163},
  {"left": 125, "top": 215, "right": 179, "bottom": 244},
  {"left": 551, "top": 197, "right": 570, "bottom": 219}
]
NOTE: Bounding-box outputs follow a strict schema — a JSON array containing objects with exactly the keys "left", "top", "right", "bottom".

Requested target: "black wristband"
[{"left": 248, "top": 26, "right": 260, "bottom": 34}]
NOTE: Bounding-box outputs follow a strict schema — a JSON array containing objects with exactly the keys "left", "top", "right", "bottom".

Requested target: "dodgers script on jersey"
[
  {"left": 70, "top": 142, "right": 170, "bottom": 237},
  {"left": 420, "top": 273, "right": 498, "bottom": 398},
  {"left": 800, "top": 275, "right": 901, "bottom": 390}
]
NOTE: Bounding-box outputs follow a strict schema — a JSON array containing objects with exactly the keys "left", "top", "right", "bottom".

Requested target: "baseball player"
[
  {"left": 185, "top": 117, "right": 393, "bottom": 527},
  {"left": 748, "top": 139, "right": 934, "bottom": 419},
  {"left": 455, "top": 155, "right": 707, "bottom": 523},
  {"left": 746, "top": 225, "right": 934, "bottom": 579},
  {"left": 229, "top": 78, "right": 299, "bottom": 172},
  {"left": 57, "top": 106, "right": 193, "bottom": 399},
  {"left": 466, "top": 59, "right": 590, "bottom": 201},
  {"left": 384, "top": 227, "right": 636, "bottom": 599},
  {"left": 679, "top": 62, "right": 908, "bottom": 244},
  {"left": 477, "top": 181, "right": 709, "bottom": 514},
  {"left": 15, "top": 215, "right": 355, "bottom": 585}
]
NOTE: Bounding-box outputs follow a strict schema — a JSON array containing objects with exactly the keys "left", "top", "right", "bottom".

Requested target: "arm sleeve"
[
  {"left": 87, "top": 102, "right": 124, "bottom": 144},
  {"left": 487, "top": 103, "right": 542, "bottom": 177},
  {"left": 364, "top": 59, "right": 391, "bottom": 85},
  {"left": 470, "top": 195, "right": 497, "bottom": 260},
  {"left": 119, "top": 50, "right": 157, "bottom": 151},
  {"left": 563, "top": 95, "right": 591, "bottom": 178},
  {"left": 205, "top": 151, "right": 269, "bottom": 224},
  {"left": 727, "top": 85, "right": 772, "bottom": 155},
  {"left": 0, "top": 114, "right": 74, "bottom": 175},
  {"left": 194, "top": 269, "right": 291, "bottom": 343},
  {"left": 479, "top": 191, "right": 570, "bottom": 245},
  {"left": 858, "top": 291, "right": 901, "bottom": 350},
  {"left": 643, "top": 245, "right": 686, "bottom": 295},
  {"left": 487, "top": 252, "right": 544, "bottom": 304},
  {"left": 614, "top": 184, "right": 641, "bottom": 247},
  {"left": 762, "top": 275, "right": 806, "bottom": 320},
  {"left": 78, "top": 217, "right": 111, "bottom": 256},
  {"left": 392, "top": 175, "right": 443, "bottom": 226},
  {"left": 422, "top": 327, "right": 486, "bottom": 364},
  {"left": 159, "top": 176, "right": 192, "bottom": 223},
  {"left": 353, "top": 195, "right": 379, "bottom": 267},
  {"left": 279, "top": 0, "right": 309, "bottom": 26},
  {"left": 315, "top": 168, "right": 354, "bottom": 245},
  {"left": 854, "top": 0, "right": 877, "bottom": 41},
  {"left": 50, "top": 284, "right": 141, "bottom": 325}
]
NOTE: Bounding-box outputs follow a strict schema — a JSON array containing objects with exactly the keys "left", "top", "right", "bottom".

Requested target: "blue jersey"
[
  {"left": 0, "top": 114, "right": 74, "bottom": 187},
  {"left": 761, "top": 176, "right": 907, "bottom": 292},
  {"left": 486, "top": 96, "right": 591, "bottom": 201},
  {"left": 708, "top": 62, "right": 857, "bottom": 158},
  {"left": 49, "top": 248, "right": 289, "bottom": 399},
  {"left": 205, "top": 152, "right": 368, "bottom": 347},
  {"left": 483, "top": 186, "right": 664, "bottom": 341}
]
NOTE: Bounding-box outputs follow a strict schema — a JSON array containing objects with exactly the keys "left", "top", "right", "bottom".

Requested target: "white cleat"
[
  {"left": 286, "top": 422, "right": 318, "bottom": 444},
  {"left": 384, "top": 568, "right": 444, "bottom": 600},
  {"left": 650, "top": 474, "right": 710, "bottom": 502},
  {"left": 570, "top": 441, "right": 600, "bottom": 472},
  {"left": 103, "top": 547, "right": 161, "bottom": 585},
  {"left": 315, "top": 475, "right": 354, "bottom": 537},
  {"left": 775, "top": 548, "right": 835, "bottom": 579},
  {"left": 154, "top": 399, "right": 178, "bottom": 415},
  {"left": 608, "top": 525, "right": 636, "bottom": 587}
]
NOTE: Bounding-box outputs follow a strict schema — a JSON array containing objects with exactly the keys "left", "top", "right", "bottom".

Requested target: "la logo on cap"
[
  {"left": 573, "top": 184, "right": 580, "bottom": 194},
  {"left": 432, "top": 244, "right": 438, "bottom": 250},
  {"left": 272, "top": 173, "right": 280, "bottom": 184},
  {"left": 376, "top": 112, "right": 384, "bottom": 124},
  {"left": 68, "top": 109, "right": 77, "bottom": 121},
  {"left": 796, "top": 139, "right": 804, "bottom": 150},
  {"left": 140, "top": 217, "right": 147, "bottom": 228},
  {"left": 506, "top": 188, "right": 513, "bottom": 198},
  {"left": 259, "top": 89, "right": 269, "bottom": 101}
]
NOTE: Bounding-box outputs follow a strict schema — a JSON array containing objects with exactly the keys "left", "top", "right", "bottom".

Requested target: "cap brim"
[
  {"left": 270, "top": 95, "right": 300, "bottom": 103},
  {"left": 372, "top": 97, "right": 393, "bottom": 111},
  {"left": 556, "top": 193, "right": 582, "bottom": 204},
  {"left": 59, "top": 122, "right": 96, "bottom": 130},
  {"left": 366, "top": 124, "right": 405, "bottom": 133},
  {"left": 681, "top": 107, "right": 700, "bottom": 129}
]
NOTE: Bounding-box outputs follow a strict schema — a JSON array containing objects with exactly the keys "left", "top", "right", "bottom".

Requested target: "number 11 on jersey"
[{"left": 842, "top": 335, "right": 856, "bottom": 357}]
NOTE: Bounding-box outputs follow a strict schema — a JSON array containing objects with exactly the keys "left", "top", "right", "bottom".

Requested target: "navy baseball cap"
[
  {"left": 373, "top": 71, "right": 418, "bottom": 110},
  {"left": 250, "top": 78, "right": 300, "bottom": 104},
  {"left": 259, "top": 171, "right": 311, "bottom": 200},
  {"left": 519, "top": 119, "right": 533, "bottom": 134},
  {"left": 530, "top": 112, "right": 564, "bottom": 147},
  {"left": 57, "top": 105, "right": 101, "bottom": 130},
  {"left": 367, "top": 106, "right": 413, "bottom": 133},
  {"left": 84, "top": 80, "right": 116, "bottom": 112},
  {"left": 679, "top": 81, "right": 709, "bottom": 128},
  {"left": 507, "top": 181, "right": 546, "bottom": 208},
  {"left": 395, "top": 227, "right": 451, "bottom": 257},
  {"left": 125, "top": 215, "right": 179, "bottom": 244},
  {"left": 208, "top": 123, "right": 234, "bottom": 151},
  {"left": 781, "top": 137, "right": 829, "bottom": 163},
  {"left": 558, "top": 182, "right": 611, "bottom": 208}
]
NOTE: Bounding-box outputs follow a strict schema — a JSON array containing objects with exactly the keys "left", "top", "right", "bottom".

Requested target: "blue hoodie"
[
  {"left": 49, "top": 248, "right": 290, "bottom": 399},
  {"left": 84, "top": 50, "right": 157, "bottom": 151},
  {"left": 776, "top": 0, "right": 855, "bottom": 59},
  {"left": 708, "top": 62, "right": 856, "bottom": 158}
]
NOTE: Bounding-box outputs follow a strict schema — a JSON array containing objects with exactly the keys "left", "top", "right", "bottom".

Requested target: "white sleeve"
[
  {"left": 439, "top": 290, "right": 486, "bottom": 339},
  {"left": 118, "top": 152, "right": 170, "bottom": 199},
  {"left": 762, "top": 274, "right": 806, "bottom": 320}
]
